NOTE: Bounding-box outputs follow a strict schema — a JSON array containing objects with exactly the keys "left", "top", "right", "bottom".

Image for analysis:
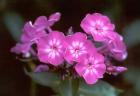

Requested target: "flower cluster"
[{"left": 11, "top": 12, "right": 127, "bottom": 84}]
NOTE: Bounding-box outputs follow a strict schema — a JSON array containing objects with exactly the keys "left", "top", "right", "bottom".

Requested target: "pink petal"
[
  {"left": 34, "top": 16, "right": 48, "bottom": 26},
  {"left": 22, "top": 21, "right": 34, "bottom": 34},
  {"left": 91, "top": 33, "right": 105, "bottom": 41},
  {"left": 105, "top": 23, "right": 115, "bottom": 31},
  {"left": 47, "top": 31, "right": 65, "bottom": 41},
  {"left": 21, "top": 33, "right": 31, "bottom": 43},
  {"left": 49, "top": 12, "right": 61, "bottom": 21},
  {"left": 64, "top": 50, "right": 74, "bottom": 64},
  {"left": 75, "top": 63, "right": 86, "bottom": 76},
  {"left": 99, "top": 15, "right": 110, "bottom": 24},
  {"left": 66, "top": 32, "right": 87, "bottom": 42},
  {"left": 94, "top": 64, "right": 106, "bottom": 78},
  {"left": 83, "top": 71, "right": 98, "bottom": 84},
  {"left": 11, "top": 42, "right": 31, "bottom": 54}
]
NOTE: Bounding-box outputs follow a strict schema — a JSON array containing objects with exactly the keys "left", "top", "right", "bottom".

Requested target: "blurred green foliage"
[
  {"left": 3, "top": 12, "right": 24, "bottom": 41},
  {"left": 79, "top": 80, "right": 121, "bottom": 96},
  {"left": 124, "top": 66, "right": 140, "bottom": 96},
  {"left": 123, "top": 20, "right": 140, "bottom": 47},
  {"left": 25, "top": 69, "right": 121, "bottom": 96}
]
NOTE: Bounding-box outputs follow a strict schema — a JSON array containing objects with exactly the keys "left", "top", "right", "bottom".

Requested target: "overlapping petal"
[
  {"left": 107, "top": 32, "right": 127, "bottom": 61},
  {"left": 11, "top": 42, "right": 31, "bottom": 54}
]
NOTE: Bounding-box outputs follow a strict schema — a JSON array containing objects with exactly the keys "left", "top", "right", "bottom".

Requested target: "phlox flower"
[
  {"left": 37, "top": 31, "right": 65, "bottom": 66},
  {"left": 106, "top": 65, "right": 127, "bottom": 75},
  {"left": 21, "top": 16, "right": 48, "bottom": 43},
  {"left": 80, "top": 13, "right": 115, "bottom": 41},
  {"left": 11, "top": 12, "right": 61, "bottom": 55},
  {"left": 75, "top": 52, "right": 106, "bottom": 84},
  {"left": 64, "top": 32, "right": 96, "bottom": 64},
  {"left": 107, "top": 32, "right": 127, "bottom": 61},
  {"left": 21, "top": 12, "right": 61, "bottom": 43},
  {"left": 11, "top": 16, "right": 48, "bottom": 55}
]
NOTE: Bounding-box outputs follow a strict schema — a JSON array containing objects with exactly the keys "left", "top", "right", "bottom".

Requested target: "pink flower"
[
  {"left": 64, "top": 32, "right": 96, "bottom": 64},
  {"left": 11, "top": 42, "right": 31, "bottom": 55},
  {"left": 75, "top": 52, "right": 106, "bottom": 84},
  {"left": 12, "top": 13, "right": 61, "bottom": 56},
  {"left": 21, "top": 17, "right": 47, "bottom": 43},
  {"left": 37, "top": 31, "right": 65, "bottom": 66},
  {"left": 106, "top": 65, "right": 127, "bottom": 76},
  {"left": 107, "top": 32, "right": 127, "bottom": 61},
  {"left": 80, "top": 13, "right": 115, "bottom": 41},
  {"left": 21, "top": 12, "right": 61, "bottom": 43}
]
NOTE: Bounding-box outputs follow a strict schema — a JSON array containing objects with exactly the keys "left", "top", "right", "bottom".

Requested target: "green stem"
[
  {"left": 30, "top": 80, "right": 36, "bottom": 96},
  {"left": 27, "top": 60, "right": 36, "bottom": 96}
]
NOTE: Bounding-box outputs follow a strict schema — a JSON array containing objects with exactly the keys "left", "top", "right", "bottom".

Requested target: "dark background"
[{"left": 0, "top": 0, "right": 140, "bottom": 96}]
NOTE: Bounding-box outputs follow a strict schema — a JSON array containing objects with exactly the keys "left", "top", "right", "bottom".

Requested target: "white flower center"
[
  {"left": 83, "top": 57, "right": 98, "bottom": 76},
  {"left": 69, "top": 41, "right": 87, "bottom": 58},
  {"left": 45, "top": 39, "right": 62, "bottom": 58},
  {"left": 89, "top": 20, "right": 108, "bottom": 35}
]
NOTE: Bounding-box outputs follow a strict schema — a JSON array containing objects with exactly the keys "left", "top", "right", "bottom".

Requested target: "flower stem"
[{"left": 30, "top": 81, "right": 36, "bottom": 96}]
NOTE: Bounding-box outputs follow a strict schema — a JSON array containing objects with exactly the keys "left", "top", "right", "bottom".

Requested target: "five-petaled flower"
[
  {"left": 80, "top": 13, "right": 115, "bottom": 42},
  {"left": 64, "top": 32, "right": 96, "bottom": 64},
  {"left": 37, "top": 31, "right": 65, "bottom": 66},
  {"left": 75, "top": 52, "right": 106, "bottom": 84}
]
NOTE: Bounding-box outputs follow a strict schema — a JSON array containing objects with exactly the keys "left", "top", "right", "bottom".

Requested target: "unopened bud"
[{"left": 34, "top": 64, "right": 49, "bottom": 72}]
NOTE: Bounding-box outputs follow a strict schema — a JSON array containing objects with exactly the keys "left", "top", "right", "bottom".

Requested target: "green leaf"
[
  {"left": 123, "top": 20, "right": 140, "bottom": 47},
  {"left": 58, "top": 78, "right": 79, "bottom": 96},
  {"left": 25, "top": 69, "right": 60, "bottom": 87},
  {"left": 124, "top": 66, "right": 140, "bottom": 94},
  {"left": 79, "top": 80, "right": 121, "bottom": 96},
  {"left": 3, "top": 12, "right": 24, "bottom": 41}
]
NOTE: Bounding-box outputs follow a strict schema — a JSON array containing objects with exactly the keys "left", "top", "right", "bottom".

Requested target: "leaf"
[
  {"left": 123, "top": 20, "right": 140, "bottom": 47},
  {"left": 124, "top": 66, "right": 140, "bottom": 94},
  {"left": 25, "top": 69, "right": 60, "bottom": 87},
  {"left": 3, "top": 12, "right": 24, "bottom": 41},
  {"left": 79, "top": 80, "right": 121, "bottom": 96},
  {"left": 58, "top": 78, "right": 79, "bottom": 96}
]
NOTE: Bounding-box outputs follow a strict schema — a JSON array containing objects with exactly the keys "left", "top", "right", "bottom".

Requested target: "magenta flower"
[
  {"left": 80, "top": 13, "right": 115, "bottom": 41},
  {"left": 37, "top": 31, "right": 65, "bottom": 66},
  {"left": 21, "top": 12, "right": 61, "bottom": 43},
  {"left": 106, "top": 65, "right": 127, "bottom": 75},
  {"left": 75, "top": 52, "right": 106, "bottom": 84},
  {"left": 12, "top": 16, "right": 48, "bottom": 55},
  {"left": 11, "top": 42, "right": 31, "bottom": 55},
  {"left": 21, "top": 17, "right": 47, "bottom": 43},
  {"left": 64, "top": 32, "right": 96, "bottom": 64},
  {"left": 107, "top": 32, "right": 127, "bottom": 61},
  {"left": 11, "top": 12, "right": 61, "bottom": 55}
]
